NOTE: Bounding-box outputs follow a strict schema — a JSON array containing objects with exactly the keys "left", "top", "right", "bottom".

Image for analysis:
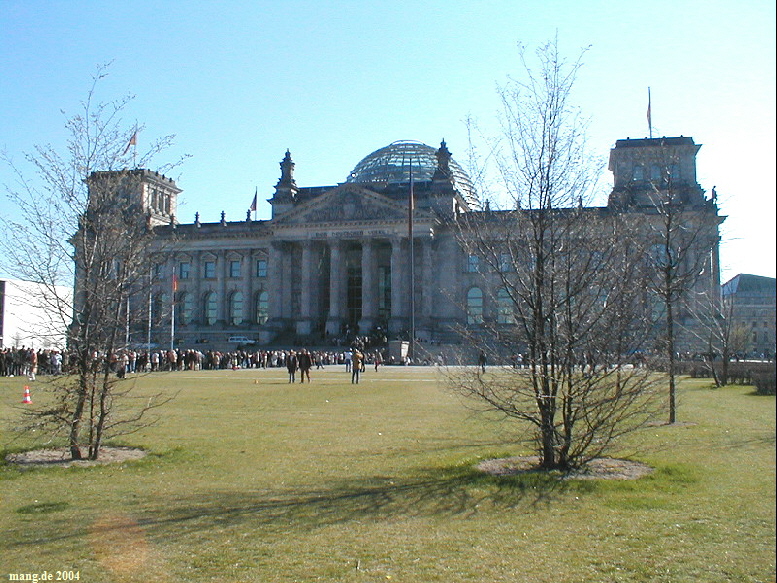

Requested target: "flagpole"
[
  {"left": 408, "top": 159, "right": 415, "bottom": 363},
  {"left": 125, "top": 295, "right": 130, "bottom": 347},
  {"left": 147, "top": 268, "right": 152, "bottom": 354},
  {"left": 170, "top": 273, "right": 177, "bottom": 352}
]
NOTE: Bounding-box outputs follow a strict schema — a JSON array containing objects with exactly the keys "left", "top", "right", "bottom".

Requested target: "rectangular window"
[
  {"left": 204, "top": 260, "right": 216, "bottom": 279},
  {"left": 467, "top": 254, "right": 479, "bottom": 273},
  {"left": 651, "top": 244, "right": 669, "bottom": 267},
  {"left": 179, "top": 262, "right": 190, "bottom": 279},
  {"left": 256, "top": 259, "right": 267, "bottom": 278},
  {"left": 499, "top": 252, "right": 512, "bottom": 273},
  {"left": 229, "top": 260, "right": 241, "bottom": 278}
]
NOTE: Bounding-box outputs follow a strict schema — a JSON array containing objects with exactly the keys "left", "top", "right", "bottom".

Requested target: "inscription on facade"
[{"left": 312, "top": 229, "right": 391, "bottom": 239}]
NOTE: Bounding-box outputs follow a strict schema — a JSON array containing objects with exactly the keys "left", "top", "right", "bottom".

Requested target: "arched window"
[
  {"left": 204, "top": 292, "right": 218, "bottom": 326},
  {"left": 497, "top": 287, "right": 514, "bottom": 324},
  {"left": 255, "top": 291, "right": 269, "bottom": 324},
  {"left": 467, "top": 287, "right": 484, "bottom": 325},
  {"left": 229, "top": 291, "right": 243, "bottom": 326},
  {"left": 178, "top": 292, "right": 194, "bottom": 325}
]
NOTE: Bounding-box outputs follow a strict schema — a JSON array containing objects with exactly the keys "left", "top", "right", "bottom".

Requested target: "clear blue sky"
[{"left": 1, "top": 0, "right": 774, "bottom": 282}]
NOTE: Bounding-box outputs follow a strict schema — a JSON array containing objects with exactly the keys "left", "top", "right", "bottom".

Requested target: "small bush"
[{"left": 752, "top": 371, "right": 776, "bottom": 395}]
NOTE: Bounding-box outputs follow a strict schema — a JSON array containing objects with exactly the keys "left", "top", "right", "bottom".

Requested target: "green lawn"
[{"left": 1, "top": 366, "right": 774, "bottom": 582}]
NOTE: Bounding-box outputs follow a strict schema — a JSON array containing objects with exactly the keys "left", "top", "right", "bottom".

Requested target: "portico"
[{"left": 266, "top": 229, "right": 428, "bottom": 339}]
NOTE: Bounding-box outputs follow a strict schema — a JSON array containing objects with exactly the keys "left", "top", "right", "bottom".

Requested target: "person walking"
[
  {"left": 478, "top": 351, "right": 487, "bottom": 373},
  {"left": 286, "top": 350, "right": 298, "bottom": 383},
  {"left": 352, "top": 350, "right": 363, "bottom": 384}
]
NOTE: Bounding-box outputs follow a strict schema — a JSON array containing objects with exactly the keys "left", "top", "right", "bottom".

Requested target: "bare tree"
[
  {"left": 635, "top": 145, "right": 723, "bottom": 422},
  {"left": 447, "top": 39, "right": 662, "bottom": 471},
  {"left": 687, "top": 289, "right": 749, "bottom": 386},
  {"left": 1, "top": 65, "right": 183, "bottom": 459}
]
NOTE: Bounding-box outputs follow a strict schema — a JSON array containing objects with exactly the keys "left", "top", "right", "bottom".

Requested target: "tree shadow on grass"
[
  {"left": 135, "top": 464, "right": 574, "bottom": 539},
  {"left": 4, "top": 464, "right": 575, "bottom": 549}
]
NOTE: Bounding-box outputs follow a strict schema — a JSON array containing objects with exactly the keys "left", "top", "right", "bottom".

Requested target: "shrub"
[{"left": 752, "top": 371, "right": 776, "bottom": 395}]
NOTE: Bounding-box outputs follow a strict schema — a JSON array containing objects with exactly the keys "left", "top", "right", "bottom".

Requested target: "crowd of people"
[
  {"left": 0, "top": 345, "right": 391, "bottom": 379},
  {"left": 7, "top": 343, "right": 770, "bottom": 381},
  {"left": 0, "top": 347, "right": 63, "bottom": 379}
]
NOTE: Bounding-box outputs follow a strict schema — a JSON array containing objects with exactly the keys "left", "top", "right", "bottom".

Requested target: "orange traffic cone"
[{"left": 22, "top": 386, "right": 32, "bottom": 404}]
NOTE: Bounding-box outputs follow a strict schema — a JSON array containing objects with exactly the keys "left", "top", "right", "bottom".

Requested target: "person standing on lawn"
[
  {"left": 352, "top": 350, "right": 363, "bottom": 384},
  {"left": 298, "top": 349, "right": 312, "bottom": 383},
  {"left": 286, "top": 350, "right": 298, "bottom": 383}
]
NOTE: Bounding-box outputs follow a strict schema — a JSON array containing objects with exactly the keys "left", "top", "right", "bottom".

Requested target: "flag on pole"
[
  {"left": 172, "top": 273, "right": 178, "bottom": 293},
  {"left": 647, "top": 87, "right": 652, "bottom": 138},
  {"left": 250, "top": 188, "right": 258, "bottom": 212},
  {"left": 123, "top": 130, "right": 137, "bottom": 155}
]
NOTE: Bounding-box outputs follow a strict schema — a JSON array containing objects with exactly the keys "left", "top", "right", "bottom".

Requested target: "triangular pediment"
[{"left": 273, "top": 183, "right": 418, "bottom": 225}]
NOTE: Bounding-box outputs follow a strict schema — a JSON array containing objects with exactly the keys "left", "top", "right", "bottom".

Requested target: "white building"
[{"left": 0, "top": 279, "right": 72, "bottom": 349}]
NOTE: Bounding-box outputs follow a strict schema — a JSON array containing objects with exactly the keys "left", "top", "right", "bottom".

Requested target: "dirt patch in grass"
[
  {"left": 6, "top": 446, "right": 146, "bottom": 468},
  {"left": 476, "top": 456, "right": 653, "bottom": 480}
]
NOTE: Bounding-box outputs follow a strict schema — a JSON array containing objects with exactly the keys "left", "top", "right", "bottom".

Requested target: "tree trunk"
[{"left": 667, "top": 287, "right": 677, "bottom": 424}]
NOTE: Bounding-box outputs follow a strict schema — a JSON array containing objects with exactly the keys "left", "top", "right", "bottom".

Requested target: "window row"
[
  {"left": 466, "top": 253, "right": 515, "bottom": 273},
  {"left": 465, "top": 287, "right": 515, "bottom": 325},
  {"left": 631, "top": 164, "right": 679, "bottom": 182},
  {"left": 153, "top": 291, "right": 270, "bottom": 326},
  {"left": 177, "top": 258, "right": 268, "bottom": 280}
]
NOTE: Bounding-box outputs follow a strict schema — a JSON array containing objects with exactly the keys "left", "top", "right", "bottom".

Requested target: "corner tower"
[
  {"left": 607, "top": 136, "right": 706, "bottom": 208},
  {"left": 87, "top": 169, "right": 181, "bottom": 227}
]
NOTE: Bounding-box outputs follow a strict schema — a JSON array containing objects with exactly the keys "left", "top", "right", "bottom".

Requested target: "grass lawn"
[{"left": 1, "top": 366, "right": 774, "bottom": 582}]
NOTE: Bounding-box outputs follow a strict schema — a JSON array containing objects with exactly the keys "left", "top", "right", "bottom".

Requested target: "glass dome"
[{"left": 346, "top": 140, "right": 478, "bottom": 208}]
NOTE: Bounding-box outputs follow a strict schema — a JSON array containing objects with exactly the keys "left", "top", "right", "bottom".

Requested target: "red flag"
[
  {"left": 122, "top": 131, "right": 137, "bottom": 155},
  {"left": 250, "top": 188, "right": 258, "bottom": 211}
]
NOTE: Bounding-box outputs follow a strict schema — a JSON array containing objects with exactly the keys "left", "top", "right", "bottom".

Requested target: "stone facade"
[
  {"left": 721, "top": 274, "right": 776, "bottom": 359},
  {"left": 110, "top": 137, "right": 724, "bottom": 352}
]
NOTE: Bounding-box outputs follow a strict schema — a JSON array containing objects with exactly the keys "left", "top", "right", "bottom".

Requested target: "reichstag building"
[{"left": 133, "top": 137, "right": 723, "bottom": 350}]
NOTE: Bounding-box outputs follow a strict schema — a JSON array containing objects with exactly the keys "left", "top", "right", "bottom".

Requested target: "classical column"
[
  {"left": 166, "top": 254, "right": 176, "bottom": 345},
  {"left": 297, "top": 240, "right": 313, "bottom": 336},
  {"left": 267, "top": 242, "right": 283, "bottom": 324},
  {"left": 421, "top": 237, "right": 434, "bottom": 320},
  {"left": 389, "top": 236, "right": 407, "bottom": 334},
  {"left": 242, "top": 252, "right": 252, "bottom": 326},
  {"left": 325, "top": 240, "right": 344, "bottom": 337},
  {"left": 281, "top": 243, "right": 293, "bottom": 320},
  {"left": 217, "top": 252, "right": 227, "bottom": 325},
  {"left": 359, "top": 239, "right": 376, "bottom": 333},
  {"left": 193, "top": 250, "right": 202, "bottom": 325}
]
